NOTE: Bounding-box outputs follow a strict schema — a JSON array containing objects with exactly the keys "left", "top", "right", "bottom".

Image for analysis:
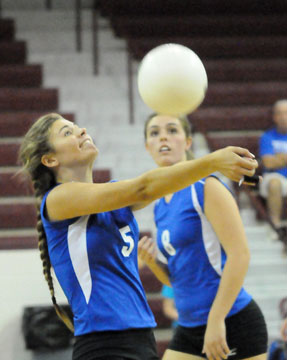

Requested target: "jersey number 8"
[{"left": 162, "top": 229, "right": 176, "bottom": 256}]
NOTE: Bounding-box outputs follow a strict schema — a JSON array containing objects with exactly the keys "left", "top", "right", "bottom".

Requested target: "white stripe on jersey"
[
  {"left": 68, "top": 215, "right": 92, "bottom": 303},
  {"left": 191, "top": 184, "right": 222, "bottom": 276}
]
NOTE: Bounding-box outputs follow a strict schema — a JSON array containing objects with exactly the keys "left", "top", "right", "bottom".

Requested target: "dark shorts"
[
  {"left": 169, "top": 299, "right": 268, "bottom": 359},
  {"left": 72, "top": 327, "right": 159, "bottom": 360}
]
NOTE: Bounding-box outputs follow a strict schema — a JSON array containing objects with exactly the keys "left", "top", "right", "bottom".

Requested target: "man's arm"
[{"left": 262, "top": 153, "right": 287, "bottom": 169}]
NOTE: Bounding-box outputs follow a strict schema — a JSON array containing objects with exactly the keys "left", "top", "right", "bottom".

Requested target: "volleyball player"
[
  {"left": 19, "top": 113, "right": 258, "bottom": 360},
  {"left": 139, "top": 114, "right": 268, "bottom": 360}
]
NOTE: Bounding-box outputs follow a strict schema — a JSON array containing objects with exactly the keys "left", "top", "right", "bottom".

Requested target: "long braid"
[
  {"left": 19, "top": 113, "right": 74, "bottom": 332},
  {"left": 33, "top": 179, "right": 74, "bottom": 332}
]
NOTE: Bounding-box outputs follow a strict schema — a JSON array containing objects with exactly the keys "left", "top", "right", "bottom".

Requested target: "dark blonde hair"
[
  {"left": 19, "top": 113, "right": 74, "bottom": 332},
  {"left": 144, "top": 113, "right": 194, "bottom": 160}
]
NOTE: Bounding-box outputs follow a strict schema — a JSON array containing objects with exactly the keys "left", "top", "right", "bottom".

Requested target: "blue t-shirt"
[
  {"left": 154, "top": 178, "right": 252, "bottom": 328},
  {"left": 161, "top": 285, "right": 178, "bottom": 328},
  {"left": 259, "top": 127, "right": 287, "bottom": 176},
  {"left": 40, "top": 187, "right": 156, "bottom": 336},
  {"left": 161, "top": 285, "right": 174, "bottom": 299}
]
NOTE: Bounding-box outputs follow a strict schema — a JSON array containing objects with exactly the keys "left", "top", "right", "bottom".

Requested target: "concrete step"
[
  {"left": 3, "top": 9, "right": 93, "bottom": 31},
  {"left": 2, "top": 0, "right": 93, "bottom": 10},
  {"left": 18, "top": 29, "right": 93, "bottom": 54}
]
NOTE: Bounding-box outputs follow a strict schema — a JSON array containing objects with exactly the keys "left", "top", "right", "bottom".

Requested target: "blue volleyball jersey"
[
  {"left": 154, "top": 177, "right": 252, "bottom": 328},
  {"left": 40, "top": 187, "right": 156, "bottom": 336}
]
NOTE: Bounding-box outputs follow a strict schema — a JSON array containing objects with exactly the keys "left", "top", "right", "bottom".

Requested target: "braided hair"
[{"left": 19, "top": 113, "right": 74, "bottom": 332}]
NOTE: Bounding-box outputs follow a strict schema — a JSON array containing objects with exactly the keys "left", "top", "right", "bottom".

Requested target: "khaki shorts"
[{"left": 259, "top": 172, "right": 287, "bottom": 198}]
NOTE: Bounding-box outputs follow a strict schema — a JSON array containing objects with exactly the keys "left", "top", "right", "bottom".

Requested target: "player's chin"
[
  {"left": 84, "top": 147, "right": 99, "bottom": 161},
  {"left": 158, "top": 157, "right": 176, "bottom": 167}
]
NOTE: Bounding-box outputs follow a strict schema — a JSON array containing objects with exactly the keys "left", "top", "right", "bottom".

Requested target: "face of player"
[
  {"left": 145, "top": 115, "right": 192, "bottom": 167},
  {"left": 274, "top": 102, "right": 287, "bottom": 134},
  {"left": 42, "top": 118, "right": 98, "bottom": 170}
]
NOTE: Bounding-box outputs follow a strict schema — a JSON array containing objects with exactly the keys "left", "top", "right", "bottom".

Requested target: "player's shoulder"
[{"left": 261, "top": 127, "right": 277, "bottom": 139}]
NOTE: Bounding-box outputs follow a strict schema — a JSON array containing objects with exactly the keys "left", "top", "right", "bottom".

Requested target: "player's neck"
[
  {"left": 164, "top": 193, "right": 174, "bottom": 203},
  {"left": 56, "top": 165, "right": 94, "bottom": 184}
]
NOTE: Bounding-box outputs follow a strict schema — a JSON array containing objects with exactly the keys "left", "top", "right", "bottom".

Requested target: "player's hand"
[
  {"left": 202, "top": 318, "right": 230, "bottom": 360},
  {"left": 280, "top": 318, "right": 287, "bottom": 341},
  {"left": 138, "top": 236, "right": 157, "bottom": 266},
  {"left": 212, "top": 146, "right": 258, "bottom": 183}
]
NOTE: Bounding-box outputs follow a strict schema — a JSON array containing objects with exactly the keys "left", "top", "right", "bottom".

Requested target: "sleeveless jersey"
[
  {"left": 154, "top": 178, "right": 252, "bottom": 327},
  {"left": 40, "top": 187, "right": 156, "bottom": 336}
]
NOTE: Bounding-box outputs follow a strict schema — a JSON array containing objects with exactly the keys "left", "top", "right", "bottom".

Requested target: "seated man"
[{"left": 259, "top": 99, "right": 287, "bottom": 243}]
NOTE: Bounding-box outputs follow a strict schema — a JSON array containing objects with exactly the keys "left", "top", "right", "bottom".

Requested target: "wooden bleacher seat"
[
  {"left": 0, "top": 19, "right": 15, "bottom": 41},
  {"left": 0, "top": 112, "right": 75, "bottom": 137},
  {"left": 0, "top": 65, "right": 42, "bottom": 88},
  {"left": 148, "top": 298, "right": 172, "bottom": 328},
  {"left": 204, "top": 59, "right": 287, "bottom": 82},
  {"left": 0, "top": 88, "right": 58, "bottom": 111},
  {"left": 204, "top": 82, "right": 287, "bottom": 107},
  {"left": 205, "top": 134, "right": 260, "bottom": 158},
  {"left": 0, "top": 142, "right": 21, "bottom": 166},
  {"left": 0, "top": 202, "right": 36, "bottom": 229},
  {"left": 97, "top": 0, "right": 287, "bottom": 16},
  {"left": 189, "top": 106, "right": 272, "bottom": 133},
  {"left": 0, "top": 235, "right": 37, "bottom": 250},
  {"left": 0, "top": 41, "right": 26, "bottom": 64},
  {"left": 127, "top": 36, "right": 287, "bottom": 61},
  {"left": 140, "top": 266, "right": 162, "bottom": 293},
  {"left": 110, "top": 15, "right": 287, "bottom": 38}
]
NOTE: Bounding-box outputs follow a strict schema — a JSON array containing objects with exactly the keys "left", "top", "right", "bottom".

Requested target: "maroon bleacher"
[
  {"left": 140, "top": 266, "right": 162, "bottom": 293},
  {"left": 189, "top": 106, "right": 272, "bottom": 133},
  {"left": 203, "top": 59, "right": 287, "bottom": 83},
  {"left": 0, "top": 65, "right": 42, "bottom": 87},
  {"left": 204, "top": 82, "right": 287, "bottom": 107},
  {"left": 97, "top": 0, "right": 287, "bottom": 16},
  {"left": 0, "top": 41, "right": 26, "bottom": 64},
  {"left": 0, "top": 169, "right": 111, "bottom": 197},
  {"left": 0, "top": 112, "right": 75, "bottom": 136},
  {"left": 0, "top": 236, "right": 37, "bottom": 250},
  {"left": 111, "top": 15, "right": 287, "bottom": 38},
  {"left": 127, "top": 36, "right": 287, "bottom": 61},
  {"left": 0, "top": 202, "right": 37, "bottom": 229},
  {"left": 0, "top": 17, "right": 114, "bottom": 253},
  {"left": 0, "top": 88, "right": 58, "bottom": 111},
  {"left": 0, "top": 142, "right": 21, "bottom": 166},
  {"left": 0, "top": 19, "right": 15, "bottom": 41},
  {"left": 206, "top": 134, "right": 260, "bottom": 157}
]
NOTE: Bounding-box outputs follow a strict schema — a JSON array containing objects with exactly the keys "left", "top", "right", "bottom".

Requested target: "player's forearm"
[
  {"left": 208, "top": 251, "right": 250, "bottom": 321},
  {"left": 138, "top": 155, "right": 215, "bottom": 202},
  {"left": 146, "top": 260, "right": 171, "bottom": 286}
]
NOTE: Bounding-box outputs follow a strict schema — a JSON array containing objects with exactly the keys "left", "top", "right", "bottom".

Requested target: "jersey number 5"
[
  {"left": 120, "top": 225, "right": 135, "bottom": 257},
  {"left": 162, "top": 229, "right": 176, "bottom": 256}
]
